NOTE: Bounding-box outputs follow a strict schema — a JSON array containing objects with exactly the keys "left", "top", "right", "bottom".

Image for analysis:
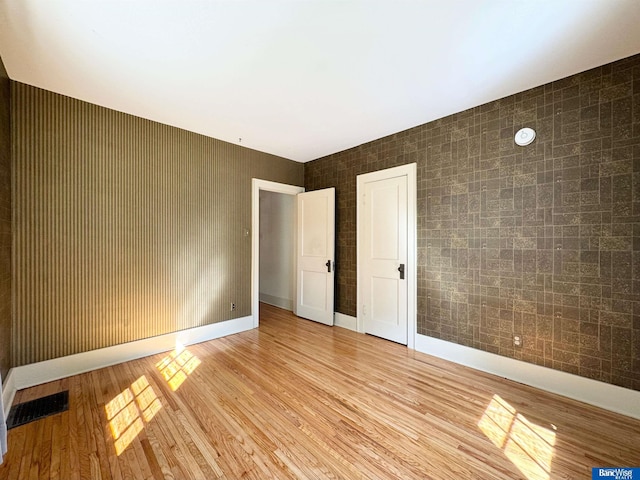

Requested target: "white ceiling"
[{"left": 1, "top": 1, "right": 640, "bottom": 162}]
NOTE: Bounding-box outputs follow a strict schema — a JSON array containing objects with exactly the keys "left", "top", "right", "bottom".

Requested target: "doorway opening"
[
  {"left": 259, "top": 190, "right": 296, "bottom": 311},
  {"left": 251, "top": 179, "right": 304, "bottom": 327}
]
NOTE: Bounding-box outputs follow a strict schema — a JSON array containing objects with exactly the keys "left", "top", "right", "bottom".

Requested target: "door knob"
[
  {"left": 326, "top": 260, "right": 332, "bottom": 273},
  {"left": 398, "top": 263, "right": 405, "bottom": 280}
]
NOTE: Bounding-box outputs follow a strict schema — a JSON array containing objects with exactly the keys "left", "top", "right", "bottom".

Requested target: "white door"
[
  {"left": 361, "top": 175, "right": 408, "bottom": 344},
  {"left": 296, "top": 188, "right": 335, "bottom": 325}
]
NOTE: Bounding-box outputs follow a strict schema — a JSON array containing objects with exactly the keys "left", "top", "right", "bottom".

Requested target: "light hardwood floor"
[{"left": 1, "top": 303, "right": 639, "bottom": 479}]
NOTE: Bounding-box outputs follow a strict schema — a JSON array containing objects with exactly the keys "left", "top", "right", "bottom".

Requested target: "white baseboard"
[
  {"left": 259, "top": 293, "right": 293, "bottom": 311},
  {"left": 2, "top": 368, "right": 16, "bottom": 422},
  {"left": 415, "top": 334, "right": 640, "bottom": 420},
  {"left": 9, "top": 315, "right": 254, "bottom": 396},
  {"left": 334, "top": 312, "right": 357, "bottom": 331}
]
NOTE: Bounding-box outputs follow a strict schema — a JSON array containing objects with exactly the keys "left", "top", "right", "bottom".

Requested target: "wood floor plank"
[
  {"left": 65, "top": 380, "right": 80, "bottom": 480},
  {"left": 117, "top": 362, "right": 156, "bottom": 480},
  {"left": 73, "top": 376, "right": 92, "bottom": 480},
  {"left": 36, "top": 415, "right": 53, "bottom": 480},
  {"left": 2, "top": 302, "right": 640, "bottom": 479},
  {"left": 25, "top": 414, "right": 45, "bottom": 479},
  {"left": 99, "top": 367, "right": 124, "bottom": 480},
  {"left": 89, "top": 370, "right": 115, "bottom": 480},
  {"left": 48, "top": 413, "right": 62, "bottom": 480},
  {"left": 3, "top": 417, "right": 27, "bottom": 480}
]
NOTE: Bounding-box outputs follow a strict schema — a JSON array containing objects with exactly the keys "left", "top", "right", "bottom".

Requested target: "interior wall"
[
  {"left": 305, "top": 53, "right": 640, "bottom": 391},
  {"left": 0, "top": 56, "right": 11, "bottom": 381},
  {"left": 11, "top": 82, "right": 303, "bottom": 367},
  {"left": 259, "top": 190, "right": 295, "bottom": 310}
]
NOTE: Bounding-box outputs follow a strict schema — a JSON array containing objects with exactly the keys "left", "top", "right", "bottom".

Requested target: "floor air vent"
[{"left": 6, "top": 390, "right": 69, "bottom": 430}]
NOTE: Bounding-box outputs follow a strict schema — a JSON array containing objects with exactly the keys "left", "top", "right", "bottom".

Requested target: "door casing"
[{"left": 357, "top": 164, "right": 417, "bottom": 349}]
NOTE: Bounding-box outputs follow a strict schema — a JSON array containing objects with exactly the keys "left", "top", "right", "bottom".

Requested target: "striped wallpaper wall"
[{"left": 11, "top": 82, "right": 303, "bottom": 366}]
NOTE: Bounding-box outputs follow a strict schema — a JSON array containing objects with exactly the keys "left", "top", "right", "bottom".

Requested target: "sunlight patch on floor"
[
  {"left": 105, "top": 375, "right": 162, "bottom": 455},
  {"left": 478, "top": 394, "right": 556, "bottom": 480},
  {"left": 156, "top": 347, "right": 201, "bottom": 391}
]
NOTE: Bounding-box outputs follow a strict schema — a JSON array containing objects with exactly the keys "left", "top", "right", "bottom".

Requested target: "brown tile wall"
[
  {"left": 0, "top": 56, "right": 10, "bottom": 381},
  {"left": 305, "top": 53, "right": 640, "bottom": 391}
]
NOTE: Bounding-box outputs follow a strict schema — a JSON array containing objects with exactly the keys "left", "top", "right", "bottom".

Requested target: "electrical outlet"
[
  {"left": 513, "top": 334, "right": 523, "bottom": 348},
  {"left": 231, "top": 302, "right": 236, "bottom": 311}
]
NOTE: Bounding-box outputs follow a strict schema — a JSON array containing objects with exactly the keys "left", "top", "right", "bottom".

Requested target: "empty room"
[{"left": 1, "top": 1, "right": 640, "bottom": 479}]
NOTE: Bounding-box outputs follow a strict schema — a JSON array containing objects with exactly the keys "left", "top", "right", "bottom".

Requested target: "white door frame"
[
  {"left": 251, "top": 179, "right": 305, "bottom": 328},
  {"left": 356, "top": 163, "right": 417, "bottom": 349}
]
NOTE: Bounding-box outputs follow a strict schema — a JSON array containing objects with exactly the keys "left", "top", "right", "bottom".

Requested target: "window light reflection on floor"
[
  {"left": 156, "top": 346, "right": 202, "bottom": 391},
  {"left": 478, "top": 394, "right": 556, "bottom": 480},
  {"left": 105, "top": 375, "right": 162, "bottom": 455}
]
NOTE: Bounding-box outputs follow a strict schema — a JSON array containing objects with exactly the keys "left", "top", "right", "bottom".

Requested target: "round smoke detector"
[{"left": 515, "top": 127, "right": 536, "bottom": 146}]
